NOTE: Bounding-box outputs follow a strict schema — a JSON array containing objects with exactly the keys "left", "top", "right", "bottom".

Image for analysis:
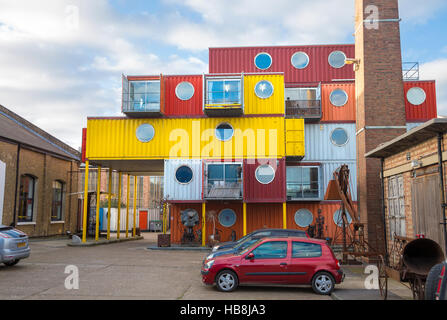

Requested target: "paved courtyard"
[{"left": 0, "top": 233, "right": 412, "bottom": 300}]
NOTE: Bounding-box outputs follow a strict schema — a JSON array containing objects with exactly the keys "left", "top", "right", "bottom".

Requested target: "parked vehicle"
[
  {"left": 202, "top": 237, "right": 343, "bottom": 295},
  {"left": 211, "top": 229, "right": 309, "bottom": 252},
  {"left": 425, "top": 261, "right": 447, "bottom": 300},
  {"left": 206, "top": 235, "right": 265, "bottom": 261},
  {"left": 0, "top": 225, "right": 30, "bottom": 266}
]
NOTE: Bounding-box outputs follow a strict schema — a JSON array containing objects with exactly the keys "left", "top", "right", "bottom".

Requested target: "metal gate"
[{"left": 411, "top": 174, "right": 446, "bottom": 252}]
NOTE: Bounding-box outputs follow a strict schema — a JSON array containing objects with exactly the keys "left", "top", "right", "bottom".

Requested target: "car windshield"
[
  {"left": 235, "top": 231, "right": 255, "bottom": 244},
  {"left": 235, "top": 238, "right": 260, "bottom": 252},
  {"left": 237, "top": 239, "right": 263, "bottom": 256}
]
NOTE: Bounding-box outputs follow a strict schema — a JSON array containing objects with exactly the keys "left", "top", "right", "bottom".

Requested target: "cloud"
[
  {"left": 0, "top": 0, "right": 446, "bottom": 149},
  {"left": 421, "top": 58, "right": 447, "bottom": 116}
]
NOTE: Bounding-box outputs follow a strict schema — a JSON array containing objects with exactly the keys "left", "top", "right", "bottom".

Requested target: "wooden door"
[{"left": 411, "top": 174, "right": 446, "bottom": 251}]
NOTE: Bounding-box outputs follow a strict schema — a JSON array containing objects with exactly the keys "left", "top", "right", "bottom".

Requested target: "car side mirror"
[{"left": 246, "top": 252, "right": 255, "bottom": 260}]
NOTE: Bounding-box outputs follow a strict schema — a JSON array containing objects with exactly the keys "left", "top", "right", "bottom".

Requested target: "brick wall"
[
  {"left": 0, "top": 140, "right": 79, "bottom": 237},
  {"left": 355, "top": 0, "right": 408, "bottom": 254}
]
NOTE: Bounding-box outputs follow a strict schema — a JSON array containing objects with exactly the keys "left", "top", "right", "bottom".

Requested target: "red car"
[{"left": 201, "top": 237, "right": 344, "bottom": 295}]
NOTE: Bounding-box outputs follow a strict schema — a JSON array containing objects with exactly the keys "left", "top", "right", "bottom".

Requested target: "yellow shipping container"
[
  {"left": 285, "top": 119, "right": 305, "bottom": 157},
  {"left": 86, "top": 117, "right": 304, "bottom": 160},
  {"left": 243, "top": 74, "right": 285, "bottom": 115}
]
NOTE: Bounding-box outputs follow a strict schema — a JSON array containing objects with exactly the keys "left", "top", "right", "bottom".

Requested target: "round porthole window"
[
  {"left": 333, "top": 209, "right": 352, "bottom": 227},
  {"left": 255, "top": 164, "right": 276, "bottom": 185},
  {"left": 254, "top": 52, "right": 272, "bottom": 70},
  {"left": 328, "top": 51, "right": 347, "bottom": 69},
  {"left": 330, "top": 89, "right": 349, "bottom": 107},
  {"left": 175, "top": 165, "right": 193, "bottom": 184},
  {"left": 215, "top": 123, "right": 234, "bottom": 141},
  {"left": 175, "top": 81, "right": 195, "bottom": 101},
  {"left": 254, "top": 80, "right": 274, "bottom": 99},
  {"left": 291, "top": 52, "right": 310, "bottom": 69},
  {"left": 136, "top": 123, "right": 155, "bottom": 143},
  {"left": 294, "top": 209, "right": 314, "bottom": 228},
  {"left": 407, "top": 87, "right": 426, "bottom": 106},
  {"left": 218, "top": 209, "right": 237, "bottom": 227},
  {"left": 330, "top": 128, "right": 349, "bottom": 147}
]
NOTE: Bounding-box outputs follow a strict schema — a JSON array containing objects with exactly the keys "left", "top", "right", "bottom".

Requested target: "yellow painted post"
[
  {"left": 126, "top": 174, "right": 130, "bottom": 238},
  {"left": 283, "top": 202, "right": 287, "bottom": 229},
  {"left": 117, "top": 172, "right": 122, "bottom": 239},
  {"left": 243, "top": 202, "right": 247, "bottom": 236},
  {"left": 95, "top": 166, "right": 101, "bottom": 241},
  {"left": 107, "top": 169, "right": 112, "bottom": 240},
  {"left": 82, "top": 161, "right": 89, "bottom": 243},
  {"left": 133, "top": 176, "right": 137, "bottom": 237},
  {"left": 202, "top": 202, "right": 206, "bottom": 247}
]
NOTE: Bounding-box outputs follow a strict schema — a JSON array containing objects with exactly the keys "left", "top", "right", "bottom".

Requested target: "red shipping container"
[
  {"left": 404, "top": 80, "right": 437, "bottom": 122},
  {"left": 209, "top": 44, "right": 355, "bottom": 84},
  {"left": 164, "top": 75, "right": 204, "bottom": 117},
  {"left": 243, "top": 158, "right": 286, "bottom": 203},
  {"left": 320, "top": 82, "right": 356, "bottom": 123}
]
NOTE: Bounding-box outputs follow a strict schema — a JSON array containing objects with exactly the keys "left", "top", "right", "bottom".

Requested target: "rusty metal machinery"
[{"left": 326, "top": 164, "right": 446, "bottom": 300}]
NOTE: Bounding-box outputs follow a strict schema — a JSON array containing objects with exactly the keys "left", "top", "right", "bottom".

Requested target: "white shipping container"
[
  {"left": 164, "top": 159, "right": 202, "bottom": 201},
  {"left": 101, "top": 208, "right": 139, "bottom": 232},
  {"left": 303, "top": 123, "right": 356, "bottom": 161}
]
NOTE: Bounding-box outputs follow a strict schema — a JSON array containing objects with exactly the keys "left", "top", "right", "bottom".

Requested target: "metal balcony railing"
[
  {"left": 205, "top": 181, "right": 243, "bottom": 200},
  {"left": 402, "top": 62, "right": 419, "bottom": 81},
  {"left": 285, "top": 99, "right": 321, "bottom": 119}
]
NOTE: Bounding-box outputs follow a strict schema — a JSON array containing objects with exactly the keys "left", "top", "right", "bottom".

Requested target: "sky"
[{"left": 0, "top": 0, "right": 446, "bottom": 150}]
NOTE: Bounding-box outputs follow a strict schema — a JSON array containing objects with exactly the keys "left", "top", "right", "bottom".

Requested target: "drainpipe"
[
  {"left": 380, "top": 157, "right": 389, "bottom": 263},
  {"left": 12, "top": 143, "right": 21, "bottom": 227},
  {"left": 437, "top": 133, "right": 447, "bottom": 253}
]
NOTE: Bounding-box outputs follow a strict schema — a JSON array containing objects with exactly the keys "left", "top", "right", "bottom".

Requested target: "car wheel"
[
  {"left": 3, "top": 259, "right": 19, "bottom": 267},
  {"left": 425, "top": 263, "right": 444, "bottom": 300},
  {"left": 216, "top": 270, "right": 238, "bottom": 292},
  {"left": 312, "top": 271, "right": 335, "bottom": 295}
]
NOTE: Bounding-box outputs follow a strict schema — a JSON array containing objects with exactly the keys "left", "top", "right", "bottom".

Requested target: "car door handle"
[{"left": 280, "top": 263, "right": 287, "bottom": 266}]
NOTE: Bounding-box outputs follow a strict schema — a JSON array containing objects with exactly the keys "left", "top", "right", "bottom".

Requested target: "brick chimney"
[{"left": 355, "top": 0, "right": 407, "bottom": 254}]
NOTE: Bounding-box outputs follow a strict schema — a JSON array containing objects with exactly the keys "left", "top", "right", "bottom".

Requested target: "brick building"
[
  {"left": 366, "top": 118, "right": 447, "bottom": 254},
  {"left": 0, "top": 104, "right": 80, "bottom": 237}
]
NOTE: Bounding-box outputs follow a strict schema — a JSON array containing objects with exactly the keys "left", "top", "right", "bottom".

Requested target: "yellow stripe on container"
[{"left": 86, "top": 117, "right": 301, "bottom": 160}]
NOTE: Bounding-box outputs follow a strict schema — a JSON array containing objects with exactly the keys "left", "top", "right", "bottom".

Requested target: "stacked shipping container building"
[{"left": 83, "top": 44, "right": 438, "bottom": 245}]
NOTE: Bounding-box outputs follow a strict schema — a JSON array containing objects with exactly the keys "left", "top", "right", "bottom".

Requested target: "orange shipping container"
[{"left": 320, "top": 82, "right": 356, "bottom": 122}]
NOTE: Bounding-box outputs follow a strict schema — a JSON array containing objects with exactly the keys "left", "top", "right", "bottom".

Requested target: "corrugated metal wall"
[
  {"left": 320, "top": 161, "right": 357, "bottom": 201},
  {"left": 404, "top": 81, "right": 437, "bottom": 122},
  {"left": 164, "top": 159, "right": 202, "bottom": 201},
  {"left": 321, "top": 82, "right": 356, "bottom": 122},
  {"left": 87, "top": 117, "right": 293, "bottom": 160},
  {"left": 243, "top": 158, "right": 286, "bottom": 203},
  {"left": 164, "top": 75, "right": 203, "bottom": 116},
  {"left": 209, "top": 45, "right": 355, "bottom": 84},
  {"left": 285, "top": 119, "right": 306, "bottom": 157},
  {"left": 243, "top": 74, "right": 285, "bottom": 115},
  {"left": 245, "top": 203, "right": 283, "bottom": 234},
  {"left": 303, "top": 123, "right": 356, "bottom": 161}
]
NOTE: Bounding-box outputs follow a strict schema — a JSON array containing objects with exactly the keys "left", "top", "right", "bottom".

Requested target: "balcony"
[
  {"left": 204, "top": 163, "right": 243, "bottom": 200},
  {"left": 285, "top": 99, "right": 322, "bottom": 121},
  {"left": 122, "top": 75, "right": 163, "bottom": 117},
  {"left": 204, "top": 77, "right": 243, "bottom": 117}
]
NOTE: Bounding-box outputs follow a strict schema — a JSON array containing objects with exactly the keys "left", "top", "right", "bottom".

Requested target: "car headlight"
[
  {"left": 206, "top": 253, "right": 214, "bottom": 260},
  {"left": 204, "top": 260, "right": 215, "bottom": 270}
]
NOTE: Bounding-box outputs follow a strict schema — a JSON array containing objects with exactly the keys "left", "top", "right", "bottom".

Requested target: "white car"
[{"left": 0, "top": 225, "right": 30, "bottom": 266}]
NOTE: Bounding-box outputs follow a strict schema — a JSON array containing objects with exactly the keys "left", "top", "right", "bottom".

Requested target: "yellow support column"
[
  {"left": 95, "top": 166, "right": 101, "bottom": 241},
  {"left": 133, "top": 176, "right": 137, "bottom": 237},
  {"left": 117, "top": 172, "right": 122, "bottom": 239},
  {"left": 243, "top": 202, "right": 247, "bottom": 236},
  {"left": 283, "top": 202, "right": 287, "bottom": 229},
  {"left": 126, "top": 174, "right": 130, "bottom": 238},
  {"left": 107, "top": 169, "right": 112, "bottom": 240},
  {"left": 82, "top": 161, "right": 89, "bottom": 243},
  {"left": 202, "top": 202, "right": 206, "bottom": 247}
]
